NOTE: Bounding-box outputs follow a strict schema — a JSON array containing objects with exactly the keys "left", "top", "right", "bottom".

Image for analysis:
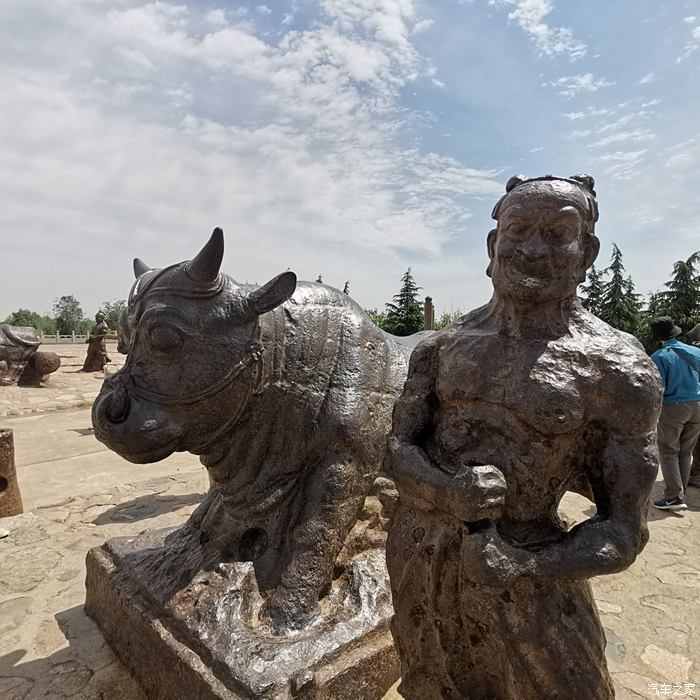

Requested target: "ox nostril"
[{"left": 106, "top": 385, "right": 130, "bottom": 424}]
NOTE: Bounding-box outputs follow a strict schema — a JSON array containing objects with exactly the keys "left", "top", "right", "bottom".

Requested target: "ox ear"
[
  {"left": 133, "top": 258, "right": 152, "bottom": 278},
  {"left": 187, "top": 227, "right": 224, "bottom": 283},
  {"left": 248, "top": 271, "right": 297, "bottom": 315}
]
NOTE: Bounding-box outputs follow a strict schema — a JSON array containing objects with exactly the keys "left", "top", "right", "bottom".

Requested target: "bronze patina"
[{"left": 385, "top": 175, "right": 662, "bottom": 699}]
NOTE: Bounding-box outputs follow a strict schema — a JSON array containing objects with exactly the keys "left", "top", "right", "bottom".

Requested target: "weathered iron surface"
[
  {"left": 87, "top": 228, "right": 409, "bottom": 697},
  {"left": 0, "top": 325, "right": 60, "bottom": 386},
  {"left": 82, "top": 312, "right": 111, "bottom": 372},
  {"left": 385, "top": 175, "right": 663, "bottom": 700}
]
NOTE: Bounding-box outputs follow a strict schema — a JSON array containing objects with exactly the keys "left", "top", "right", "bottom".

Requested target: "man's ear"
[
  {"left": 485, "top": 228, "right": 497, "bottom": 278},
  {"left": 248, "top": 271, "right": 297, "bottom": 315},
  {"left": 578, "top": 235, "right": 600, "bottom": 283}
]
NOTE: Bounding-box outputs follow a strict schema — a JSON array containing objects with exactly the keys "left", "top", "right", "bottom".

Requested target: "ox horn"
[
  {"left": 133, "top": 258, "right": 152, "bottom": 278},
  {"left": 187, "top": 227, "right": 224, "bottom": 283}
]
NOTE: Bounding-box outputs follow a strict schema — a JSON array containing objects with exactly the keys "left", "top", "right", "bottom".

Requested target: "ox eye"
[{"left": 149, "top": 325, "right": 183, "bottom": 353}]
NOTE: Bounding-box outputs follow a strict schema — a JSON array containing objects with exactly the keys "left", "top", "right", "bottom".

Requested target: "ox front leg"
[{"left": 263, "top": 455, "right": 364, "bottom": 632}]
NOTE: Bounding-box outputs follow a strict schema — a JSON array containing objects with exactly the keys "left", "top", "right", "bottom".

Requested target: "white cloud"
[
  {"left": 0, "top": 0, "right": 502, "bottom": 314},
  {"left": 598, "top": 149, "right": 647, "bottom": 180},
  {"left": 664, "top": 138, "right": 698, "bottom": 170},
  {"left": 492, "top": 0, "right": 586, "bottom": 59},
  {"left": 591, "top": 129, "right": 656, "bottom": 148},
  {"left": 677, "top": 20, "right": 700, "bottom": 62},
  {"left": 639, "top": 72, "right": 655, "bottom": 84},
  {"left": 563, "top": 107, "right": 614, "bottom": 120},
  {"left": 683, "top": 16, "right": 696, "bottom": 23},
  {"left": 545, "top": 73, "right": 615, "bottom": 98}
]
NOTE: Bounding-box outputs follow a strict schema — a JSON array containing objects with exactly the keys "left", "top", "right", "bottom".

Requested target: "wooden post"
[
  {"left": 423, "top": 296, "right": 435, "bottom": 331},
  {"left": 72, "top": 331, "right": 75, "bottom": 344},
  {"left": 0, "top": 429, "right": 23, "bottom": 517}
]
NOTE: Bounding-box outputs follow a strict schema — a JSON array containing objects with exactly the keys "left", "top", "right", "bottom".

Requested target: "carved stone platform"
[{"left": 85, "top": 527, "right": 399, "bottom": 700}]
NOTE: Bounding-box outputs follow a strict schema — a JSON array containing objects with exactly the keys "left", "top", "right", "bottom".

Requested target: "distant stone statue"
[
  {"left": 0, "top": 325, "right": 60, "bottom": 386},
  {"left": 82, "top": 312, "right": 111, "bottom": 372},
  {"left": 86, "top": 229, "right": 411, "bottom": 698},
  {"left": 385, "top": 175, "right": 662, "bottom": 699}
]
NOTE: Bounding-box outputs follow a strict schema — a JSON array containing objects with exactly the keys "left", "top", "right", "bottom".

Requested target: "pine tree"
[
  {"left": 383, "top": 268, "right": 424, "bottom": 336},
  {"left": 598, "top": 244, "right": 642, "bottom": 335},
  {"left": 579, "top": 264, "right": 606, "bottom": 316},
  {"left": 638, "top": 290, "right": 672, "bottom": 351},
  {"left": 659, "top": 252, "right": 700, "bottom": 331},
  {"left": 343, "top": 281, "right": 350, "bottom": 295}
]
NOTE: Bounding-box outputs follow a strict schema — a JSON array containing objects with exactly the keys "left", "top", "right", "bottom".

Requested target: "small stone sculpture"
[
  {"left": 87, "top": 229, "right": 410, "bottom": 698},
  {"left": 385, "top": 175, "right": 662, "bottom": 699},
  {"left": 82, "top": 312, "right": 111, "bottom": 372},
  {"left": 0, "top": 325, "right": 61, "bottom": 386}
]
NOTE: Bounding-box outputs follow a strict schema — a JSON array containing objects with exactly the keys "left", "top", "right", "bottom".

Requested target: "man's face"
[{"left": 490, "top": 182, "right": 591, "bottom": 304}]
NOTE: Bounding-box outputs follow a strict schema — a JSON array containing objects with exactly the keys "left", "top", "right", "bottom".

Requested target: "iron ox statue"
[
  {"left": 0, "top": 325, "right": 60, "bottom": 386},
  {"left": 385, "top": 175, "right": 663, "bottom": 699},
  {"left": 86, "top": 228, "right": 408, "bottom": 699}
]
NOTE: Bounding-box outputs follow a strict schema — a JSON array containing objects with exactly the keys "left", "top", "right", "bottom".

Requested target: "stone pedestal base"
[{"left": 85, "top": 527, "right": 399, "bottom": 700}]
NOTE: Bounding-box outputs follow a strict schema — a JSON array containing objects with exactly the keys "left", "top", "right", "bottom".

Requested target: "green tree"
[
  {"left": 579, "top": 264, "right": 606, "bottom": 316},
  {"left": 365, "top": 308, "right": 388, "bottom": 330},
  {"left": 4, "top": 309, "right": 56, "bottom": 334},
  {"left": 53, "top": 295, "right": 84, "bottom": 335},
  {"left": 383, "top": 268, "right": 424, "bottom": 336},
  {"left": 435, "top": 309, "right": 463, "bottom": 330},
  {"left": 638, "top": 290, "right": 671, "bottom": 352},
  {"left": 658, "top": 252, "right": 700, "bottom": 331},
  {"left": 99, "top": 299, "right": 127, "bottom": 330},
  {"left": 598, "top": 244, "right": 643, "bottom": 335}
]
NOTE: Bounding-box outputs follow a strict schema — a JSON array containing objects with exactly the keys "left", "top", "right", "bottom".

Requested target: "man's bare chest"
[{"left": 435, "top": 337, "right": 587, "bottom": 435}]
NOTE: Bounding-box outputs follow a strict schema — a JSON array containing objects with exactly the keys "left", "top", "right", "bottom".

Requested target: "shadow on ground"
[
  {"left": 0, "top": 605, "right": 144, "bottom": 699},
  {"left": 92, "top": 492, "right": 204, "bottom": 525}
]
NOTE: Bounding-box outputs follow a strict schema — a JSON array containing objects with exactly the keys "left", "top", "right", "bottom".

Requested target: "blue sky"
[{"left": 1, "top": 0, "right": 699, "bottom": 318}]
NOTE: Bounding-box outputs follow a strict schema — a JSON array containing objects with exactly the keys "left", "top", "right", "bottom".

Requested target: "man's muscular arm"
[
  {"left": 469, "top": 359, "right": 662, "bottom": 584},
  {"left": 523, "top": 429, "right": 658, "bottom": 579},
  {"left": 385, "top": 336, "right": 505, "bottom": 522},
  {"left": 527, "top": 355, "right": 662, "bottom": 579}
]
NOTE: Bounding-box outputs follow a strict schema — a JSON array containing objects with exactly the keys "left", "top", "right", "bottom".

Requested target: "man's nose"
[{"left": 516, "top": 227, "right": 548, "bottom": 258}]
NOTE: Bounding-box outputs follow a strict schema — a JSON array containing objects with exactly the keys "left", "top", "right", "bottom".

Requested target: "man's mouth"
[{"left": 506, "top": 265, "right": 547, "bottom": 287}]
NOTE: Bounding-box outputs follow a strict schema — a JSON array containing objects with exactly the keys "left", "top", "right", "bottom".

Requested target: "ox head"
[{"left": 92, "top": 228, "right": 296, "bottom": 463}]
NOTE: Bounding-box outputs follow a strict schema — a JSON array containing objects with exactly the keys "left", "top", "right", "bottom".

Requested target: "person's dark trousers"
[{"left": 657, "top": 402, "right": 700, "bottom": 499}]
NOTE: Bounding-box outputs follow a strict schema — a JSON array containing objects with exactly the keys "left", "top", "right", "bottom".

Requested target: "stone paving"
[
  {"left": 0, "top": 468, "right": 207, "bottom": 699},
  {"left": 0, "top": 351, "right": 698, "bottom": 699},
  {"left": 0, "top": 343, "right": 124, "bottom": 419}
]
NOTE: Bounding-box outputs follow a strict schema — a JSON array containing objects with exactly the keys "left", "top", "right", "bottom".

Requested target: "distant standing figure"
[
  {"left": 650, "top": 316, "right": 700, "bottom": 510},
  {"left": 82, "top": 312, "right": 111, "bottom": 372}
]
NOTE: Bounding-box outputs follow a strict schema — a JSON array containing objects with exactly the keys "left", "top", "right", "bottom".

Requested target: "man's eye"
[{"left": 149, "top": 326, "right": 183, "bottom": 352}]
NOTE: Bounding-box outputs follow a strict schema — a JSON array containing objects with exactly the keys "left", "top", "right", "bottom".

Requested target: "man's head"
[
  {"left": 487, "top": 174, "right": 600, "bottom": 304},
  {"left": 650, "top": 316, "right": 682, "bottom": 343},
  {"left": 95, "top": 311, "right": 106, "bottom": 323}
]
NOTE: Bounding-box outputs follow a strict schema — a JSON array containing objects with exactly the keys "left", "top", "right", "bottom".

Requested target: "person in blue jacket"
[{"left": 650, "top": 316, "right": 700, "bottom": 510}]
